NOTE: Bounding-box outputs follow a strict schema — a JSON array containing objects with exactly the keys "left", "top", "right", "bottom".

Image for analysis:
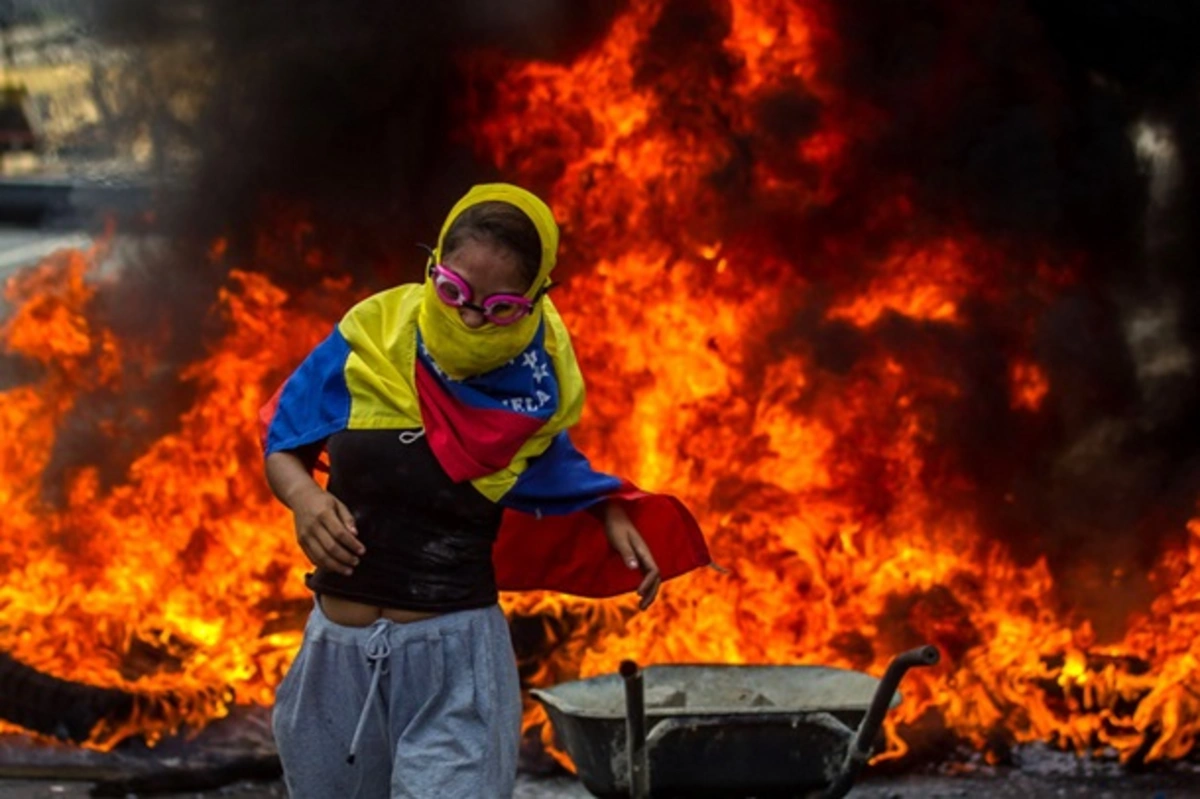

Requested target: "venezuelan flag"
[{"left": 261, "top": 286, "right": 710, "bottom": 598}]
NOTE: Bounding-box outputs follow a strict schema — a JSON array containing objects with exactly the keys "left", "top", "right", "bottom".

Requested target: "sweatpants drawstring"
[{"left": 347, "top": 623, "right": 391, "bottom": 764}]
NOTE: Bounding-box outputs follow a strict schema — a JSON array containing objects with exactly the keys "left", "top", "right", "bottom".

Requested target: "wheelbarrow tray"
[{"left": 531, "top": 663, "right": 900, "bottom": 798}]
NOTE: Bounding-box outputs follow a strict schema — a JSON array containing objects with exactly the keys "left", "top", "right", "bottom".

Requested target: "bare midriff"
[{"left": 319, "top": 594, "right": 443, "bottom": 627}]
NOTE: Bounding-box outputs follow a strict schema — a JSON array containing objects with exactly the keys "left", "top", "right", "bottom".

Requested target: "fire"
[
  {"left": 461, "top": 0, "right": 1200, "bottom": 766},
  {"left": 827, "top": 240, "right": 976, "bottom": 327},
  {"left": 0, "top": 241, "right": 352, "bottom": 746},
  {"left": 1010, "top": 359, "right": 1049, "bottom": 411},
  {"left": 1, "top": 0, "right": 1199, "bottom": 775}
]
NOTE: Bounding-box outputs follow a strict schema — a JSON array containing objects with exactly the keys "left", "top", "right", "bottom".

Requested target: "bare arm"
[
  {"left": 266, "top": 451, "right": 365, "bottom": 575},
  {"left": 600, "top": 500, "right": 661, "bottom": 611}
]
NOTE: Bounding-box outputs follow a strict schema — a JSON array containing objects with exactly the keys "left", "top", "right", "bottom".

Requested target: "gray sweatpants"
[{"left": 272, "top": 600, "right": 522, "bottom": 799}]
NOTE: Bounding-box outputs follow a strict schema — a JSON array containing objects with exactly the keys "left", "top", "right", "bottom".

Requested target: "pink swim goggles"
[{"left": 430, "top": 263, "right": 538, "bottom": 326}]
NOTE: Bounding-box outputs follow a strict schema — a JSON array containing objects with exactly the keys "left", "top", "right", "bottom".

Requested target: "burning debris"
[{"left": 2, "top": 0, "right": 1200, "bottom": 789}]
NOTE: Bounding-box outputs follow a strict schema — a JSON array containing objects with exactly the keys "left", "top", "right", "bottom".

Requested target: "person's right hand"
[{"left": 291, "top": 486, "right": 364, "bottom": 575}]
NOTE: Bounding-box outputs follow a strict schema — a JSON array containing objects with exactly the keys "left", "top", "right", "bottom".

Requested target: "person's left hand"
[{"left": 602, "top": 501, "right": 661, "bottom": 610}]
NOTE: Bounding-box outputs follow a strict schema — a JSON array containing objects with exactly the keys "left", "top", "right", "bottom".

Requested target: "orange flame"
[
  {"left": 0, "top": 0, "right": 1198, "bottom": 773},
  {"left": 0, "top": 241, "right": 353, "bottom": 746},
  {"left": 1010, "top": 359, "right": 1050, "bottom": 411},
  {"left": 471, "top": 0, "right": 1200, "bottom": 766}
]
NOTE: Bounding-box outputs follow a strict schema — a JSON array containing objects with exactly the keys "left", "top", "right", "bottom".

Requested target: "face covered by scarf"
[{"left": 416, "top": 184, "right": 560, "bottom": 380}]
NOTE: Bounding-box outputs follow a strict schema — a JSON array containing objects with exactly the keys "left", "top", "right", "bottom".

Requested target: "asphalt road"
[{"left": 1, "top": 769, "right": 1199, "bottom": 799}]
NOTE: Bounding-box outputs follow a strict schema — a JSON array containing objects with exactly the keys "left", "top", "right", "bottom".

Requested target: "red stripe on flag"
[
  {"left": 492, "top": 485, "right": 712, "bottom": 597},
  {"left": 415, "top": 359, "right": 546, "bottom": 482}
]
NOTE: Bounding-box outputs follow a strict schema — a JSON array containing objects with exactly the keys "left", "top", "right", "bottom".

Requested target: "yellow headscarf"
[
  {"left": 417, "top": 183, "right": 560, "bottom": 379},
  {"left": 334, "top": 183, "right": 585, "bottom": 501}
]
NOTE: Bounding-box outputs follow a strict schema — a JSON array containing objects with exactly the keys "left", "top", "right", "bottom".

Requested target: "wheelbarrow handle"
[
  {"left": 820, "top": 644, "right": 941, "bottom": 799},
  {"left": 620, "top": 660, "right": 650, "bottom": 799}
]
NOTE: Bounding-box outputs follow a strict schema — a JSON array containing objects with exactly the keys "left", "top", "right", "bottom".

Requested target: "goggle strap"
[{"left": 417, "top": 243, "right": 438, "bottom": 277}]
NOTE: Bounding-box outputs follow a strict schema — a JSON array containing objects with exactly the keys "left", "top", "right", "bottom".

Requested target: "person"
[{"left": 259, "top": 183, "right": 711, "bottom": 798}]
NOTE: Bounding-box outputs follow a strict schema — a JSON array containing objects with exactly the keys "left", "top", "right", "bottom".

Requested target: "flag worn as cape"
[{"left": 260, "top": 184, "right": 710, "bottom": 597}]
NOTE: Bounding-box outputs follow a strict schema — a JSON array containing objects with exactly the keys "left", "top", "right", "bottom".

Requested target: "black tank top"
[{"left": 304, "top": 429, "right": 503, "bottom": 612}]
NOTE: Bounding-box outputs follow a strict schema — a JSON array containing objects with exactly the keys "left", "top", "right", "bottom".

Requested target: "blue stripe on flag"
[
  {"left": 416, "top": 324, "right": 559, "bottom": 422},
  {"left": 265, "top": 328, "right": 353, "bottom": 455},
  {"left": 502, "top": 432, "right": 622, "bottom": 516}
]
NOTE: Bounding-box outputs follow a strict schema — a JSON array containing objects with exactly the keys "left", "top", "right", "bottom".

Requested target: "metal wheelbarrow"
[{"left": 530, "top": 645, "right": 939, "bottom": 798}]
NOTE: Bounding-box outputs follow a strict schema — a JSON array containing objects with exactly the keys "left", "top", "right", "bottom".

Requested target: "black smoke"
[
  {"left": 84, "top": 0, "right": 627, "bottom": 306},
  {"left": 811, "top": 0, "right": 1200, "bottom": 636}
]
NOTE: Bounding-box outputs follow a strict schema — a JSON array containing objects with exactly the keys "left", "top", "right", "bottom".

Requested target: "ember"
[{"left": 2, "top": 0, "right": 1200, "bottom": 779}]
